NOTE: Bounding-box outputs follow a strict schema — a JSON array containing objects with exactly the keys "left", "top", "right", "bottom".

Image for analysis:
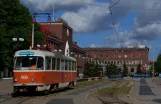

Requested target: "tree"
[
  {"left": 136, "top": 63, "right": 142, "bottom": 74},
  {"left": 155, "top": 54, "right": 161, "bottom": 73},
  {"left": 84, "top": 62, "right": 102, "bottom": 77},
  {"left": 123, "top": 62, "right": 128, "bottom": 76},
  {"left": 0, "top": 0, "right": 45, "bottom": 76},
  {"left": 105, "top": 63, "right": 119, "bottom": 76}
]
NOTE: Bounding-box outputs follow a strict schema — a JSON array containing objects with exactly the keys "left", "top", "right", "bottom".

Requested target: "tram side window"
[
  {"left": 69, "top": 61, "right": 71, "bottom": 71},
  {"left": 57, "top": 59, "right": 60, "bottom": 70},
  {"left": 70, "top": 61, "right": 73, "bottom": 71},
  {"left": 37, "top": 57, "right": 44, "bottom": 69},
  {"left": 72, "top": 61, "right": 74, "bottom": 71},
  {"left": 52, "top": 58, "right": 55, "bottom": 70},
  {"left": 65, "top": 60, "right": 68, "bottom": 71},
  {"left": 46, "top": 57, "right": 51, "bottom": 70},
  {"left": 75, "top": 62, "right": 77, "bottom": 71},
  {"left": 60, "top": 60, "right": 65, "bottom": 71}
]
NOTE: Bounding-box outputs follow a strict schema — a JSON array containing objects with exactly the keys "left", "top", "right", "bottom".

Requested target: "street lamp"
[{"left": 12, "top": 38, "right": 24, "bottom": 42}]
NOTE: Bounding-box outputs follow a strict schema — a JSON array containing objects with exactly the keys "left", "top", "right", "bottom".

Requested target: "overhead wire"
[
  {"left": 106, "top": 0, "right": 121, "bottom": 47},
  {"left": 24, "top": 0, "right": 53, "bottom": 48},
  {"left": 50, "top": 0, "right": 161, "bottom": 10}
]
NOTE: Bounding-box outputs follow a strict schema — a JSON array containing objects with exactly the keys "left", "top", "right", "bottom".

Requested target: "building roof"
[
  {"left": 83, "top": 47, "right": 149, "bottom": 51},
  {"left": 72, "top": 42, "right": 86, "bottom": 54}
]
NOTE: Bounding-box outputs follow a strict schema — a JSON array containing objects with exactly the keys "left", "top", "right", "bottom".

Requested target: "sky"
[{"left": 20, "top": 0, "right": 161, "bottom": 60}]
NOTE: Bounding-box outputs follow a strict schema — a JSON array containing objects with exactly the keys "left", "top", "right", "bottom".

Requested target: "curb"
[
  {"left": 129, "top": 82, "right": 135, "bottom": 94},
  {"left": 126, "top": 82, "right": 147, "bottom": 104},
  {"left": 85, "top": 90, "right": 99, "bottom": 104}
]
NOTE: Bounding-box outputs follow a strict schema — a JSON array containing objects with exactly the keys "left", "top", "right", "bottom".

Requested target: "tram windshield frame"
[{"left": 14, "top": 56, "right": 44, "bottom": 70}]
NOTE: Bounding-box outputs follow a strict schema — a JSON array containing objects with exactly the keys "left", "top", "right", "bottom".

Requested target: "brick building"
[
  {"left": 84, "top": 46, "right": 149, "bottom": 74},
  {"left": 39, "top": 17, "right": 86, "bottom": 77}
]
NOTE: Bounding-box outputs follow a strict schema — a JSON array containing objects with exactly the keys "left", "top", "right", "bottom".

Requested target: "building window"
[
  {"left": 131, "top": 68, "right": 134, "bottom": 72},
  {"left": 118, "top": 55, "right": 121, "bottom": 58},
  {"left": 67, "top": 29, "right": 69, "bottom": 36}
]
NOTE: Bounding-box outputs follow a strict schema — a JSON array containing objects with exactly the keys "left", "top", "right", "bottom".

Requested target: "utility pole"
[
  {"left": 153, "top": 56, "right": 155, "bottom": 78},
  {"left": 53, "top": 0, "right": 55, "bottom": 21},
  {"left": 32, "top": 23, "right": 34, "bottom": 48}
]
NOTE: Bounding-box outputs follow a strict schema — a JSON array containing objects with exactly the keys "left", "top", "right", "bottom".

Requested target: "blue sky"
[{"left": 21, "top": 0, "right": 161, "bottom": 61}]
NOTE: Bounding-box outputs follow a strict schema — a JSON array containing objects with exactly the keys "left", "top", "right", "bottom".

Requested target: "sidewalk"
[
  {"left": 0, "top": 79, "right": 13, "bottom": 96},
  {"left": 119, "top": 78, "right": 161, "bottom": 104}
]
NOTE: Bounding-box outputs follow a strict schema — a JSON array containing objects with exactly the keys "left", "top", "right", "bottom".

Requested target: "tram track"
[{"left": 0, "top": 78, "right": 109, "bottom": 104}]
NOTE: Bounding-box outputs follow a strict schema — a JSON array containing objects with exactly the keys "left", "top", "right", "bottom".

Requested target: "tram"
[{"left": 12, "top": 49, "right": 77, "bottom": 94}]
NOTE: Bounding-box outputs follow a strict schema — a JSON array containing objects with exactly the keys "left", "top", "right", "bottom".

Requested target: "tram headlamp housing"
[
  {"left": 31, "top": 78, "right": 35, "bottom": 82},
  {"left": 14, "top": 78, "right": 18, "bottom": 82}
]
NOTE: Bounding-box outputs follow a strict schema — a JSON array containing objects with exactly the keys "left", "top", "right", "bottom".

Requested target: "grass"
[
  {"left": 118, "top": 85, "right": 133, "bottom": 95},
  {"left": 74, "top": 79, "right": 107, "bottom": 88},
  {"left": 96, "top": 81, "right": 122, "bottom": 96},
  {"left": 96, "top": 81, "right": 134, "bottom": 97}
]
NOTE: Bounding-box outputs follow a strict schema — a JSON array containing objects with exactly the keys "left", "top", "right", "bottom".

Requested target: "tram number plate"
[{"left": 21, "top": 75, "right": 28, "bottom": 79}]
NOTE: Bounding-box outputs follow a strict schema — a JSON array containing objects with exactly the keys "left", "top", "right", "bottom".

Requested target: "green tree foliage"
[
  {"left": 84, "top": 62, "right": 102, "bottom": 77},
  {"left": 0, "top": 0, "right": 45, "bottom": 73},
  {"left": 123, "top": 62, "right": 128, "bottom": 76},
  {"left": 0, "top": 0, "right": 32, "bottom": 71},
  {"left": 136, "top": 63, "right": 142, "bottom": 74},
  {"left": 155, "top": 54, "right": 161, "bottom": 73},
  {"left": 105, "top": 63, "right": 121, "bottom": 76},
  {"left": 34, "top": 23, "right": 45, "bottom": 46}
]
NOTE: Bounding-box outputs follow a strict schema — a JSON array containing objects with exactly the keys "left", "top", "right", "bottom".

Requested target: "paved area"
[
  {"left": 119, "top": 78, "right": 161, "bottom": 104},
  {"left": 47, "top": 99, "right": 74, "bottom": 104},
  {"left": 45, "top": 81, "right": 113, "bottom": 104},
  {"left": 0, "top": 79, "right": 13, "bottom": 96},
  {"left": 139, "top": 78, "right": 154, "bottom": 95},
  {"left": 0, "top": 79, "right": 114, "bottom": 104}
]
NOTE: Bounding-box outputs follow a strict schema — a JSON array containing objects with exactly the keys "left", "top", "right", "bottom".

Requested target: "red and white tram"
[{"left": 13, "top": 49, "right": 77, "bottom": 94}]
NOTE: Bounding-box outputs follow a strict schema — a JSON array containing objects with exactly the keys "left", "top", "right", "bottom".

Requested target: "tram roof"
[{"left": 14, "top": 49, "right": 76, "bottom": 61}]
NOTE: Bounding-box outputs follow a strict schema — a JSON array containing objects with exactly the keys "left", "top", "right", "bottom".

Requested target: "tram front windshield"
[{"left": 14, "top": 56, "right": 44, "bottom": 70}]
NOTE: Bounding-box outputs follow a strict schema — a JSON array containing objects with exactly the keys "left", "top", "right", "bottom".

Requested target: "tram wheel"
[{"left": 68, "top": 82, "right": 74, "bottom": 89}]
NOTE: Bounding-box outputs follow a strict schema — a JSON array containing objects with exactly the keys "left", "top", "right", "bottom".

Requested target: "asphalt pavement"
[
  {"left": 139, "top": 78, "right": 154, "bottom": 95},
  {"left": 45, "top": 81, "right": 112, "bottom": 104}
]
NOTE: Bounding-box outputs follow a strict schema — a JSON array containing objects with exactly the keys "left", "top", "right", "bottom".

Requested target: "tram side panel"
[{"left": 43, "top": 71, "right": 62, "bottom": 84}]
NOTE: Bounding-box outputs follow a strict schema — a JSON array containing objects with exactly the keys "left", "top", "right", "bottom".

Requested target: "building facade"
[
  {"left": 84, "top": 47, "right": 149, "bottom": 74},
  {"left": 39, "top": 17, "right": 86, "bottom": 77}
]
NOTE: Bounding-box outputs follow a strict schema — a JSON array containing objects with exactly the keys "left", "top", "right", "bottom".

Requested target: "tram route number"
[{"left": 21, "top": 75, "right": 28, "bottom": 79}]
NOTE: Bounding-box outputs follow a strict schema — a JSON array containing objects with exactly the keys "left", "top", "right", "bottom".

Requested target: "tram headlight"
[
  {"left": 31, "top": 78, "right": 35, "bottom": 82},
  {"left": 14, "top": 78, "right": 18, "bottom": 82}
]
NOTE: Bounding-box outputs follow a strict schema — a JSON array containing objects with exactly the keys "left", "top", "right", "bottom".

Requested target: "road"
[{"left": 0, "top": 79, "right": 114, "bottom": 104}]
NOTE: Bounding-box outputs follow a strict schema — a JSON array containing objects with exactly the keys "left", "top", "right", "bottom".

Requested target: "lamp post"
[
  {"left": 12, "top": 38, "right": 24, "bottom": 42},
  {"left": 10, "top": 37, "right": 24, "bottom": 77}
]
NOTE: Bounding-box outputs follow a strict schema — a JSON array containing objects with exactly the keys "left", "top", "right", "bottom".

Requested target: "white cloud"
[
  {"left": 21, "top": 0, "right": 161, "bottom": 48},
  {"left": 21, "top": 0, "right": 94, "bottom": 12},
  {"left": 105, "top": 23, "right": 161, "bottom": 47},
  {"left": 89, "top": 44, "right": 101, "bottom": 48},
  {"left": 61, "top": 4, "right": 111, "bottom": 33}
]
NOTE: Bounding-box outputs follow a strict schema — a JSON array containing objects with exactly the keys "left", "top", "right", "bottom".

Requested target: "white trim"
[
  {"left": 2, "top": 77, "right": 13, "bottom": 80},
  {"left": 14, "top": 83, "right": 44, "bottom": 86},
  {"left": 13, "top": 70, "right": 77, "bottom": 72},
  {"left": 58, "top": 82, "right": 69, "bottom": 88}
]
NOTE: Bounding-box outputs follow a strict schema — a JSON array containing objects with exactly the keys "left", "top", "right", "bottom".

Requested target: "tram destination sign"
[{"left": 19, "top": 52, "right": 34, "bottom": 55}]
